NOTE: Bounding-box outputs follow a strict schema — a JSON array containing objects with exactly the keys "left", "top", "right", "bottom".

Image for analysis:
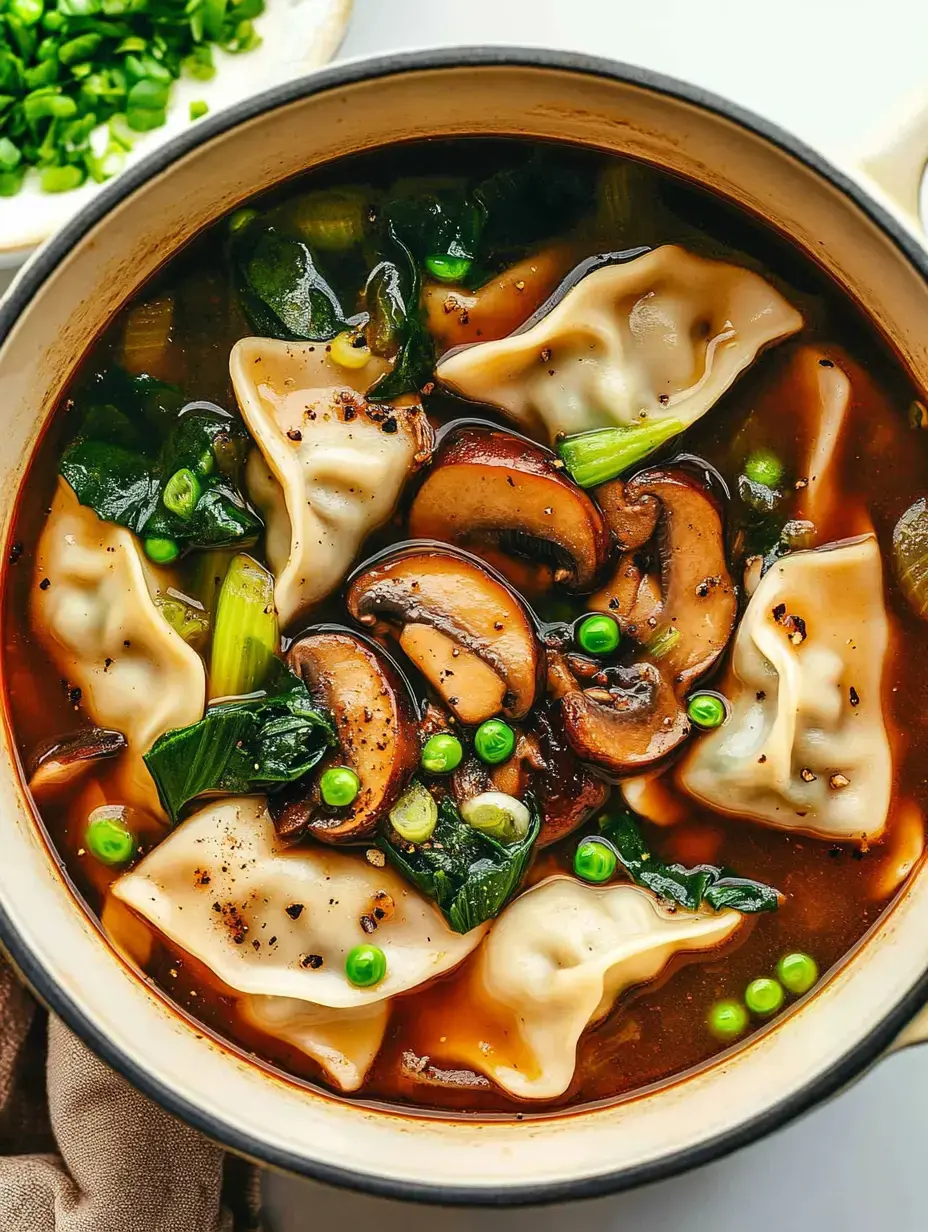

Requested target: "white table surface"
[{"left": 267, "top": 1, "right": 928, "bottom": 1228}]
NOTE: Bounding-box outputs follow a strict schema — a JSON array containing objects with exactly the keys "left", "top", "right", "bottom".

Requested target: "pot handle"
[
  {"left": 888, "top": 1002, "right": 928, "bottom": 1052},
  {"left": 856, "top": 89, "right": 928, "bottom": 234}
]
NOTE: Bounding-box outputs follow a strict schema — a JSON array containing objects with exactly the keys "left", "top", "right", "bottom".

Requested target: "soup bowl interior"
[{"left": 1, "top": 51, "right": 927, "bottom": 1202}]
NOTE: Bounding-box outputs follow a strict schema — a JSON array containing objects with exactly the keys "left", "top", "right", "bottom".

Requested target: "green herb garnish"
[
  {"left": 379, "top": 795, "right": 540, "bottom": 934},
  {"left": 0, "top": 0, "right": 264, "bottom": 196},
  {"left": 143, "top": 665, "right": 335, "bottom": 823},
  {"left": 599, "top": 810, "right": 780, "bottom": 914}
]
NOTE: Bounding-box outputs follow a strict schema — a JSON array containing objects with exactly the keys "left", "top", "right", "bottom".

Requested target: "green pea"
[
  {"left": 776, "top": 951, "right": 819, "bottom": 995},
  {"left": 745, "top": 977, "right": 785, "bottom": 1017},
  {"left": 144, "top": 536, "right": 180, "bottom": 564},
  {"left": 707, "top": 999, "right": 749, "bottom": 1040},
  {"left": 420, "top": 732, "right": 463, "bottom": 775},
  {"left": 573, "top": 838, "right": 617, "bottom": 884},
  {"left": 345, "top": 943, "right": 387, "bottom": 988},
  {"left": 687, "top": 692, "right": 727, "bottom": 729},
  {"left": 473, "top": 719, "right": 516, "bottom": 765},
  {"left": 320, "top": 766, "right": 360, "bottom": 808},
  {"left": 744, "top": 448, "right": 783, "bottom": 489},
  {"left": 86, "top": 814, "right": 135, "bottom": 867},
  {"left": 425, "top": 254, "right": 472, "bottom": 283},
  {"left": 162, "top": 467, "right": 202, "bottom": 519},
  {"left": 577, "top": 613, "right": 620, "bottom": 656}
]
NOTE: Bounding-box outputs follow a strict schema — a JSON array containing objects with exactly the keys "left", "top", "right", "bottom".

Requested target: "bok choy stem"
[
  {"left": 558, "top": 418, "right": 685, "bottom": 488},
  {"left": 209, "top": 553, "right": 278, "bottom": 700}
]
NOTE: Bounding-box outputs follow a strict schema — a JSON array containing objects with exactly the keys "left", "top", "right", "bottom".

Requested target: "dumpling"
[
  {"left": 230, "top": 337, "right": 431, "bottom": 626},
  {"left": 436, "top": 245, "right": 802, "bottom": 443},
  {"left": 430, "top": 876, "right": 739, "bottom": 1100},
  {"left": 31, "top": 479, "right": 205, "bottom": 816},
  {"left": 678, "top": 535, "right": 892, "bottom": 840},
  {"left": 110, "top": 796, "right": 485, "bottom": 1008},
  {"left": 791, "top": 347, "right": 851, "bottom": 530},
  {"left": 238, "top": 996, "right": 389, "bottom": 1092}
]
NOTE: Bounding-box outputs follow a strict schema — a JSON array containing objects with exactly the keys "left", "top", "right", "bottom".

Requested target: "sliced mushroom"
[
  {"left": 275, "top": 630, "right": 418, "bottom": 842},
  {"left": 346, "top": 547, "right": 539, "bottom": 724},
  {"left": 27, "top": 727, "right": 127, "bottom": 798},
  {"left": 424, "top": 247, "right": 574, "bottom": 352},
  {"left": 408, "top": 426, "right": 609, "bottom": 595},
  {"left": 590, "top": 467, "right": 737, "bottom": 690},
  {"left": 547, "top": 648, "right": 689, "bottom": 777}
]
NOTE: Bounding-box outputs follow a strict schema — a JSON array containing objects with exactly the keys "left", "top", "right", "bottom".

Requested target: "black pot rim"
[{"left": 2, "top": 44, "right": 928, "bottom": 1209}]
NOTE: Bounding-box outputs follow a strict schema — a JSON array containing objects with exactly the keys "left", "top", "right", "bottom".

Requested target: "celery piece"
[
  {"left": 209, "top": 553, "right": 278, "bottom": 699},
  {"left": 558, "top": 418, "right": 685, "bottom": 488}
]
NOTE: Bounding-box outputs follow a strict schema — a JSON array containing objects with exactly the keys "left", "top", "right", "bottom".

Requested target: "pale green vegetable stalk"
[
  {"left": 209, "top": 554, "right": 279, "bottom": 700},
  {"left": 645, "top": 625, "right": 680, "bottom": 660},
  {"left": 558, "top": 418, "right": 685, "bottom": 488},
  {"left": 390, "top": 781, "right": 438, "bottom": 844},
  {"left": 283, "top": 187, "right": 370, "bottom": 252},
  {"left": 460, "top": 792, "right": 531, "bottom": 844}
]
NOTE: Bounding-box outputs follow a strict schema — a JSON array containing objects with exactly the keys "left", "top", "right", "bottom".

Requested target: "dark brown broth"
[{"left": 3, "top": 138, "right": 926, "bottom": 1117}]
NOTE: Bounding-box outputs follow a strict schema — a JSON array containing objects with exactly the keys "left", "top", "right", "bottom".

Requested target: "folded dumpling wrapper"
[
  {"left": 436, "top": 245, "right": 802, "bottom": 442},
  {"left": 679, "top": 536, "right": 892, "bottom": 839},
  {"left": 238, "top": 995, "right": 389, "bottom": 1092},
  {"left": 230, "top": 337, "right": 428, "bottom": 626},
  {"left": 31, "top": 479, "right": 206, "bottom": 816},
  {"left": 437, "top": 876, "right": 740, "bottom": 1100},
  {"left": 111, "top": 796, "right": 485, "bottom": 1008}
]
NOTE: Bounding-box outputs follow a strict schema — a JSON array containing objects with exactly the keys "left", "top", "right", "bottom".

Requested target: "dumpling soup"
[{"left": 6, "top": 139, "right": 927, "bottom": 1115}]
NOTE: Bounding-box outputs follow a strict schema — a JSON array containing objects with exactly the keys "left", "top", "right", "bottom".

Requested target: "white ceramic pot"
[{"left": 1, "top": 48, "right": 928, "bottom": 1205}]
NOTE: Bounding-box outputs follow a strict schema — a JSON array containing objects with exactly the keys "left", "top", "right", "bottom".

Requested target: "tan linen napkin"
[{"left": 0, "top": 954, "right": 263, "bottom": 1232}]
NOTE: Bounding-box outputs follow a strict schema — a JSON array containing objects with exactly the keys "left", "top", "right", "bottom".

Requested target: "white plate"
[{"left": 0, "top": 0, "right": 352, "bottom": 266}]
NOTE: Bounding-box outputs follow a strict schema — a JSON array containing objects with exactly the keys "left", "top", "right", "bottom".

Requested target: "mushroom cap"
[
  {"left": 277, "top": 629, "right": 419, "bottom": 843},
  {"left": 346, "top": 546, "right": 540, "bottom": 724},
  {"left": 408, "top": 425, "right": 609, "bottom": 595},
  {"left": 591, "top": 466, "right": 737, "bottom": 691}
]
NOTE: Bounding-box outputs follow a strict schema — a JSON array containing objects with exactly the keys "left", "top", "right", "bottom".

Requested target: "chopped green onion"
[
  {"left": 744, "top": 448, "right": 783, "bottom": 489},
  {"left": 144, "top": 536, "right": 179, "bottom": 564},
  {"left": 460, "top": 791, "right": 530, "bottom": 843},
  {"left": 155, "top": 594, "right": 209, "bottom": 647},
  {"left": 345, "top": 944, "right": 386, "bottom": 988},
  {"left": 389, "top": 781, "right": 438, "bottom": 843},
  {"left": 86, "top": 808, "right": 135, "bottom": 866},
  {"left": 189, "top": 99, "right": 208, "bottom": 121},
  {"left": 645, "top": 625, "right": 681, "bottom": 660},
  {"left": 425, "top": 253, "right": 472, "bottom": 282},
  {"left": 229, "top": 206, "right": 258, "bottom": 233},
  {"left": 162, "top": 467, "right": 201, "bottom": 519},
  {"left": 209, "top": 553, "right": 278, "bottom": 699},
  {"left": 558, "top": 418, "right": 685, "bottom": 488}
]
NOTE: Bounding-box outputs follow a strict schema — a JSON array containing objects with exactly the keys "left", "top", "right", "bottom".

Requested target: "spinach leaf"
[
  {"left": 386, "top": 188, "right": 484, "bottom": 266},
  {"left": 367, "top": 230, "right": 434, "bottom": 403},
  {"left": 379, "top": 796, "right": 540, "bottom": 934},
  {"left": 143, "top": 668, "right": 335, "bottom": 823},
  {"left": 61, "top": 402, "right": 262, "bottom": 554},
  {"left": 233, "top": 222, "right": 347, "bottom": 341},
  {"left": 475, "top": 152, "right": 595, "bottom": 251},
  {"left": 599, "top": 810, "right": 780, "bottom": 914}
]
